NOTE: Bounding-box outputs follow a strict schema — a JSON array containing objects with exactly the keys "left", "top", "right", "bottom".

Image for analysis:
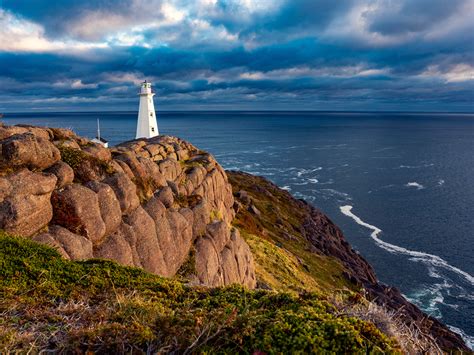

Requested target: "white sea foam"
[
  {"left": 397, "top": 163, "right": 435, "bottom": 169},
  {"left": 339, "top": 205, "right": 474, "bottom": 286},
  {"left": 281, "top": 186, "right": 291, "bottom": 191},
  {"left": 318, "top": 179, "right": 334, "bottom": 185},
  {"left": 319, "top": 189, "right": 352, "bottom": 201},
  {"left": 448, "top": 325, "right": 474, "bottom": 350},
  {"left": 308, "top": 178, "right": 319, "bottom": 184},
  {"left": 296, "top": 167, "right": 322, "bottom": 177},
  {"left": 438, "top": 179, "right": 445, "bottom": 186},
  {"left": 406, "top": 182, "right": 425, "bottom": 190}
]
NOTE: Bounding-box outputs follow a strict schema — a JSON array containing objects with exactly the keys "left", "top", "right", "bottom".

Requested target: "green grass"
[
  {"left": 228, "top": 172, "right": 357, "bottom": 294},
  {"left": 0, "top": 232, "right": 399, "bottom": 353}
]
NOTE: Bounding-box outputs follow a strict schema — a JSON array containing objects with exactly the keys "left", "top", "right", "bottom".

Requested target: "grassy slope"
[
  {"left": 0, "top": 232, "right": 399, "bottom": 353},
  {"left": 228, "top": 171, "right": 355, "bottom": 294}
]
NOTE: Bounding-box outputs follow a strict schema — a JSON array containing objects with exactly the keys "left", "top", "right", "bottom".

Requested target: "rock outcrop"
[{"left": 0, "top": 123, "right": 256, "bottom": 288}]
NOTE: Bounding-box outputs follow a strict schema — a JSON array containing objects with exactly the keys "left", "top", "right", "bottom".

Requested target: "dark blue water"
[{"left": 3, "top": 111, "right": 474, "bottom": 347}]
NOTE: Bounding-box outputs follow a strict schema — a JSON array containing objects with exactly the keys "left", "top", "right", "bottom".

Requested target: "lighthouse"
[{"left": 136, "top": 80, "right": 159, "bottom": 139}]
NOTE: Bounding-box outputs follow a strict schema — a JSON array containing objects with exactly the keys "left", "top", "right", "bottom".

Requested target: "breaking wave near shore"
[
  {"left": 340, "top": 205, "right": 474, "bottom": 347},
  {"left": 339, "top": 205, "right": 474, "bottom": 286}
]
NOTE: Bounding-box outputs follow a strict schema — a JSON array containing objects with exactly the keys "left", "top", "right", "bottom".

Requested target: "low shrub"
[{"left": 0, "top": 233, "right": 400, "bottom": 353}]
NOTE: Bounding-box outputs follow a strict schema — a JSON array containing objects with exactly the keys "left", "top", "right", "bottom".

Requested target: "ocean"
[{"left": 3, "top": 111, "right": 474, "bottom": 347}]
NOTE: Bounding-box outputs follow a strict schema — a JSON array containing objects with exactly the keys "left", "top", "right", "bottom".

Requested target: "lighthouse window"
[
  {"left": 150, "top": 112, "right": 153, "bottom": 117},
  {"left": 151, "top": 127, "right": 155, "bottom": 132}
]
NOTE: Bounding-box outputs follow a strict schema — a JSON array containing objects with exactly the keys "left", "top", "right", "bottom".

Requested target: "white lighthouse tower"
[{"left": 136, "top": 80, "right": 159, "bottom": 139}]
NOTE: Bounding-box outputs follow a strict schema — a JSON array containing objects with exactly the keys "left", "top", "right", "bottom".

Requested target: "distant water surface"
[{"left": 4, "top": 111, "right": 474, "bottom": 347}]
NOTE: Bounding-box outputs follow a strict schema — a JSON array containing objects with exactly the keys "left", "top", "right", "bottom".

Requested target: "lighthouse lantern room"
[{"left": 136, "top": 80, "right": 159, "bottom": 139}]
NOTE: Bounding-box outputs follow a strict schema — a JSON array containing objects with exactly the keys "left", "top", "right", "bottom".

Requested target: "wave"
[
  {"left": 296, "top": 167, "right": 322, "bottom": 177},
  {"left": 339, "top": 206, "right": 474, "bottom": 286},
  {"left": 438, "top": 179, "right": 445, "bottom": 186},
  {"left": 404, "top": 279, "right": 453, "bottom": 318},
  {"left": 397, "top": 163, "right": 435, "bottom": 169},
  {"left": 406, "top": 182, "right": 425, "bottom": 190},
  {"left": 448, "top": 325, "right": 474, "bottom": 350}
]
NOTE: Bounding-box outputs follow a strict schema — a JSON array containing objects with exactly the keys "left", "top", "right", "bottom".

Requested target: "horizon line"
[{"left": 3, "top": 109, "right": 474, "bottom": 115}]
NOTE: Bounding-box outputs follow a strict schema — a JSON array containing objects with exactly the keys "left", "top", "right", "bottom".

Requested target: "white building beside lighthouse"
[{"left": 136, "top": 80, "right": 159, "bottom": 139}]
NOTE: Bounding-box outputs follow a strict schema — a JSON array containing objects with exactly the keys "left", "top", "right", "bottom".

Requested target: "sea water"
[{"left": 4, "top": 111, "right": 474, "bottom": 347}]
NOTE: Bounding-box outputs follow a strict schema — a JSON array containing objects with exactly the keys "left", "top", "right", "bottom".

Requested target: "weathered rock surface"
[
  {"left": 0, "top": 133, "right": 60, "bottom": 170},
  {"left": 34, "top": 225, "right": 93, "bottom": 260},
  {"left": 0, "top": 124, "right": 256, "bottom": 289},
  {"left": 45, "top": 161, "right": 74, "bottom": 188},
  {"left": 51, "top": 184, "right": 106, "bottom": 243},
  {"left": 0, "top": 169, "right": 56, "bottom": 236}
]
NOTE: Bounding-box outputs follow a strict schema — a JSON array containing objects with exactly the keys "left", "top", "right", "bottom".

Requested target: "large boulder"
[
  {"left": 103, "top": 173, "right": 140, "bottom": 214},
  {"left": 122, "top": 206, "right": 168, "bottom": 275},
  {"left": 0, "top": 194, "right": 54, "bottom": 237},
  {"left": 194, "top": 221, "right": 230, "bottom": 286},
  {"left": 154, "top": 186, "right": 174, "bottom": 208},
  {"left": 221, "top": 229, "right": 256, "bottom": 288},
  {"left": 51, "top": 184, "right": 106, "bottom": 243},
  {"left": 158, "top": 158, "right": 182, "bottom": 181},
  {"left": 85, "top": 181, "right": 122, "bottom": 236},
  {"left": 144, "top": 196, "right": 194, "bottom": 275},
  {"left": 0, "top": 133, "right": 60, "bottom": 170},
  {"left": 0, "top": 126, "right": 29, "bottom": 140},
  {"left": 34, "top": 225, "right": 93, "bottom": 260},
  {"left": 194, "top": 223, "right": 256, "bottom": 288},
  {"left": 94, "top": 224, "right": 135, "bottom": 267},
  {"left": 82, "top": 144, "right": 112, "bottom": 161},
  {"left": 0, "top": 169, "right": 56, "bottom": 236},
  {"left": 45, "top": 161, "right": 74, "bottom": 188}
]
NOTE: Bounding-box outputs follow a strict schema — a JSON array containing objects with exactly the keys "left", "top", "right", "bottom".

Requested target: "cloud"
[
  {"left": 0, "top": 9, "right": 107, "bottom": 53},
  {"left": 0, "top": 0, "right": 473, "bottom": 111},
  {"left": 419, "top": 63, "right": 474, "bottom": 83}
]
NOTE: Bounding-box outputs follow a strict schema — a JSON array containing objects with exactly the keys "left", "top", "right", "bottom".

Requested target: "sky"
[{"left": 0, "top": 0, "right": 473, "bottom": 112}]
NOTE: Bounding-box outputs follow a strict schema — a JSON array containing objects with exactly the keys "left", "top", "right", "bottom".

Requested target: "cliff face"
[{"left": 0, "top": 123, "right": 255, "bottom": 288}]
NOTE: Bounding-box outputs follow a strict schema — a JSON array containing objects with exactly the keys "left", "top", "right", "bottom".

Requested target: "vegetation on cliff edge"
[
  {"left": 0, "top": 232, "right": 399, "bottom": 353},
  {"left": 228, "top": 171, "right": 354, "bottom": 294}
]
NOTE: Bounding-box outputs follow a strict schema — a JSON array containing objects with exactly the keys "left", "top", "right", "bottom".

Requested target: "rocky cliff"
[
  {"left": 0, "top": 123, "right": 469, "bottom": 352},
  {"left": 228, "top": 171, "right": 469, "bottom": 352},
  {"left": 0, "top": 123, "right": 255, "bottom": 288}
]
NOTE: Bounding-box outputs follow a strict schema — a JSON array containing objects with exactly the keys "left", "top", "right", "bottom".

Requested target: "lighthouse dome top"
[{"left": 140, "top": 81, "right": 153, "bottom": 95}]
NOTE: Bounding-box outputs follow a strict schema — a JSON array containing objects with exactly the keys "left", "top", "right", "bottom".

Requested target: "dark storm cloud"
[
  {"left": 0, "top": 0, "right": 473, "bottom": 111},
  {"left": 365, "top": 0, "right": 466, "bottom": 36},
  {"left": 1, "top": 0, "right": 167, "bottom": 40}
]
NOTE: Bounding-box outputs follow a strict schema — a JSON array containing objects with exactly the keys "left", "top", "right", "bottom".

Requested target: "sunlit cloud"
[
  {"left": 0, "top": 0, "right": 472, "bottom": 111},
  {"left": 0, "top": 9, "right": 107, "bottom": 53},
  {"left": 419, "top": 64, "right": 474, "bottom": 83}
]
